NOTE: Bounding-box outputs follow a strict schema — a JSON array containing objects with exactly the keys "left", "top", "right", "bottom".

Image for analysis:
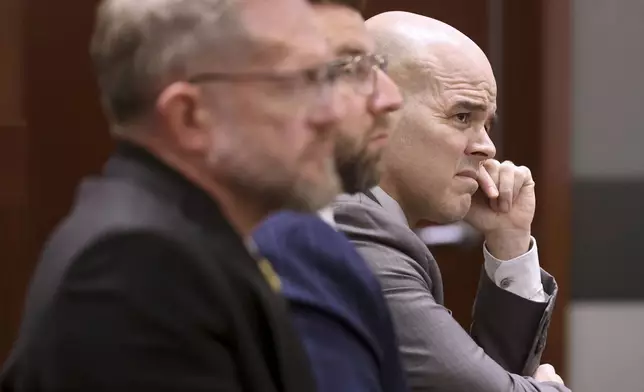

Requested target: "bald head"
[
  {"left": 367, "top": 11, "right": 498, "bottom": 226},
  {"left": 367, "top": 11, "right": 482, "bottom": 51},
  {"left": 366, "top": 11, "right": 494, "bottom": 96}
]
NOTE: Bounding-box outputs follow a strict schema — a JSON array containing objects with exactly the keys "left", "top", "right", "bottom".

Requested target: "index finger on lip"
[{"left": 478, "top": 165, "right": 498, "bottom": 198}]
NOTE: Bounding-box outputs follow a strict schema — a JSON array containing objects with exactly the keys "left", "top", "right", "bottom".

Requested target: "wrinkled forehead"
[
  {"left": 416, "top": 45, "right": 497, "bottom": 108},
  {"left": 314, "top": 5, "right": 374, "bottom": 56},
  {"left": 240, "top": 0, "right": 331, "bottom": 70}
]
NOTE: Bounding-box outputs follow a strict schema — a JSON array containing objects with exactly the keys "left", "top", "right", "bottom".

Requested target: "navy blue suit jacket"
[{"left": 252, "top": 211, "right": 408, "bottom": 392}]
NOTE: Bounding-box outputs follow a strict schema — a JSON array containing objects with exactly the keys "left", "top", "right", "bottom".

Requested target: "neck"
[
  {"left": 172, "top": 158, "right": 270, "bottom": 237},
  {"left": 379, "top": 171, "right": 419, "bottom": 228},
  {"left": 206, "top": 184, "right": 270, "bottom": 238},
  {"left": 125, "top": 134, "right": 268, "bottom": 238}
]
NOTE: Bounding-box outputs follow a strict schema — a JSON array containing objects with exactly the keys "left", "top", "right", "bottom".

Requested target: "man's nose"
[
  {"left": 368, "top": 70, "right": 403, "bottom": 114},
  {"left": 307, "top": 83, "right": 345, "bottom": 132},
  {"left": 465, "top": 127, "right": 496, "bottom": 159}
]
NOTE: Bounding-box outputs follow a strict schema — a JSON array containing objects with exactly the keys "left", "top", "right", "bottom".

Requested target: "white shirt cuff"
[{"left": 483, "top": 237, "right": 548, "bottom": 303}]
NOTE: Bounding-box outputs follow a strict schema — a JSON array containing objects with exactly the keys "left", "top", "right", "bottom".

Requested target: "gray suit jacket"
[{"left": 333, "top": 189, "right": 570, "bottom": 392}]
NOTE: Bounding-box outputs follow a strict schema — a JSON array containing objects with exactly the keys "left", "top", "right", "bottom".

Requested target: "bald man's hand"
[{"left": 464, "top": 160, "right": 536, "bottom": 260}]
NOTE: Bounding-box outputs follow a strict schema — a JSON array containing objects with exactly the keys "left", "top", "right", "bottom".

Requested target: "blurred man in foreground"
[
  {"left": 333, "top": 11, "right": 570, "bottom": 392},
  {"left": 0, "top": 0, "right": 347, "bottom": 390},
  {"left": 252, "top": 1, "right": 408, "bottom": 391}
]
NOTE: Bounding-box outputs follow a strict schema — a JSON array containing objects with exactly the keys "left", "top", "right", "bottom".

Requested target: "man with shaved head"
[{"left": 333, "top": 11, "right": 569, "bottom": 392}]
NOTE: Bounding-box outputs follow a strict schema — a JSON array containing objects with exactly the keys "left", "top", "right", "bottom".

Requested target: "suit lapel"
[{"left": 366, "top": 187, "right": 445, "bottom": 304}]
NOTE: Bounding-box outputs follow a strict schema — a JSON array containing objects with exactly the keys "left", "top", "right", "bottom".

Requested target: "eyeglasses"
[
  {"left": 332, "top": 54, "right": 388, "bottom": 96},
  {"left": 184, "top": 54, "right": 388, "bottom": 110},
  {"left": 186, "top": 62, "right": 343, "bottom": 111},
  {"left": 187, "top": 62, "right": 341, "bottom": 86}
]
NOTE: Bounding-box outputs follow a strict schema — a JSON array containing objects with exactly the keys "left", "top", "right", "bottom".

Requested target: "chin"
[
  {"left": 440, "top": 195, "right": 471, "bottom": 223},
  {"left": 288, "top": 175, "right": 340, "bottom": 212}
]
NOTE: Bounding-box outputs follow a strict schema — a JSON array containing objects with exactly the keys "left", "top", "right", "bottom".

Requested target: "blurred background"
[{"left": 1, "top": 0, "right": 642, "bottom": 390}]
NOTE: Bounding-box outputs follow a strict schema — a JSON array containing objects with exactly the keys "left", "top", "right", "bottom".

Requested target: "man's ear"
[{"left": 156, "top": 82, "right": 213, "bottom": 153}]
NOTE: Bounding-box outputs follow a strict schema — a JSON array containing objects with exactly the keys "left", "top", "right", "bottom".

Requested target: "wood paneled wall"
[
  {"left": 0, "top": 0, "right": 110, "bottom": 364},
  {"left": 0, "top": 0, "right": 29, "bottom": 364}
]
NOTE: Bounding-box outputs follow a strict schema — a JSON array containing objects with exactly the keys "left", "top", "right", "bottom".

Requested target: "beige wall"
[
  {"left": 569, "top": 0, "right": 644, "bottom": 390},
  {"left": 572, "top": 0, "right": 644, "bottom": 179}
]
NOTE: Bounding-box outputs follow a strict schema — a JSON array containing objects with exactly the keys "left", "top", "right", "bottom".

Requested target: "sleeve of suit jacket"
[
  {"left": 472, "top": 266, "right": 559, "bottom": 376},
  {"left": 22, "top": 232, "right": 243, "bottom": 391},
  {"left": 333, "top": 198, "right": 570, "bottom": 392}
]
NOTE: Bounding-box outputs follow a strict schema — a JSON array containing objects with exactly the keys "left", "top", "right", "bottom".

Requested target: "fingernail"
[{"left": 489, "top": 187, "right": 499, "bottom": 198}]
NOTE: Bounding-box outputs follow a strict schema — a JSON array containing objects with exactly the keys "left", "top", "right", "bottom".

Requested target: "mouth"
[
  {"left": 455, "top": 170, "right": 480, "bottom": 193},
  {"left": 366, "top": 133, "right": 389, "bottom": 149},
  {"left": 456, "top": 169, "right": 479, "bottom": 180},
  {"left": 370, "top": 132, "right": 389, "bottom": 141}
]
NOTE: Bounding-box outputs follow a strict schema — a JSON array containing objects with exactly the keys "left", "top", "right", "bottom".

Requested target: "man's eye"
[{"left": 455, "top": 113, "right": 470, "bottom": 123}]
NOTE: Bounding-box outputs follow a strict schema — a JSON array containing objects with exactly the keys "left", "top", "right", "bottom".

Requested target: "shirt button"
[{"left": 500, "top": 277, "right": 512, "bottom": 289}]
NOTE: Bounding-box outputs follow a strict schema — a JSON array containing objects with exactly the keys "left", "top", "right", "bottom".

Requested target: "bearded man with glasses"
[
  {"left": 0, "top": 0, "right": 354, "bottom": 391},
  {"left": 252, "top": 1, "right": 408, "bottom": 391}
]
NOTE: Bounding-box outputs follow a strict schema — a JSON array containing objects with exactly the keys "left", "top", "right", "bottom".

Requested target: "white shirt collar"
[{"left": 317, "top": 206, "right": 336, "bottom": 229}]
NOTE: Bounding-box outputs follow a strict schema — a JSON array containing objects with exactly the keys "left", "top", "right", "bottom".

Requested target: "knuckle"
[
  {"left": 499, "top": 184, "right": 513, "bottom": 194},
  {"left": 501, "top": 164, "right": 517, "bottom": 176},
  {"left": 501, "top": 160, "right": 514, "bottom": 167}
]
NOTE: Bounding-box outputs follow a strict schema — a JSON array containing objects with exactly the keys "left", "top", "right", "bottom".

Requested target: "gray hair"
[{"left": 90, "top": 0, "right": 247, "bottom": 126}]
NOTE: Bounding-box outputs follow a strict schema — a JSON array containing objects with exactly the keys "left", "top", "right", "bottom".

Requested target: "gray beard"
[{"left": 212, "top": 149, "right": 341, "bottom": 213}]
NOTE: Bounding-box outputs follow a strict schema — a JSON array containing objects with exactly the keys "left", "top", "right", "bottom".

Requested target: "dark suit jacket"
[
  {"left": 252, "top": 211, "right": 408, "bottom": 392},
  {"left": 333, "top": 189, "right": 569, "bottom": 392},
  {"left": 0, "top": 142, "right": 315, "bottom": 392}
]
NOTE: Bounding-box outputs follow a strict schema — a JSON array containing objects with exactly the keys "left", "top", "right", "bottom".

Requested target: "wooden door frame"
[{"left": 501, "top": 0, "right": 571, "bottom": 376}]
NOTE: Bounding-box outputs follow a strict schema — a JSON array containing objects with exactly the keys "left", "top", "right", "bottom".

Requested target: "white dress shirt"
[{"left": 483, "top": 238, "right": 547, "bottom": 302}]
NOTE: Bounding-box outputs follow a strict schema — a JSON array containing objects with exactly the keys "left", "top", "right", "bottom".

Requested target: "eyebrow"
[{"left": 452, "top": 100, "right": 489, "bottom": 113}]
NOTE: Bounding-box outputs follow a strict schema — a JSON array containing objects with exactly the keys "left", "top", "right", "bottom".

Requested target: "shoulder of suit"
[
  {"left": 331, "top": 195, "right": 434, "bottom": 274},
  {"left": 255, "top": 210, "right": 382, "bottom": 285},
  {"left": 332, "top": 194, "right": 409, "bottom": 238},
  {"left": 253, "top": 211, "right": 386, "bottom": 325},
  {"left": 258, "top": 210, "right": 333, "bottom": 233},
  {"left": 255, "top": 211, "right": 369, "bottom": 271},
  {"left": 44, "top": 176, "right": 226, "bottom": 271}
]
